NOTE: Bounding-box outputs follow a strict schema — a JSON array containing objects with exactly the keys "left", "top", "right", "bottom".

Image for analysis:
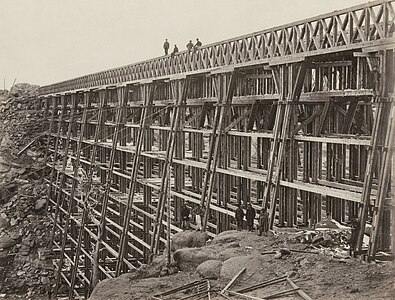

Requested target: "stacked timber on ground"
[{"left": 37, "top": 0, "right": 395, "bottom": 298}]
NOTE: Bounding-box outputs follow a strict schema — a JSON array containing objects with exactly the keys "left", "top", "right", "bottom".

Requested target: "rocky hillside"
[
  {"left": 0, "top": 84, "right": 55, "bottom": 299},
  {"left": 90, "top": 228, "right": 395, "bottom": 300}
]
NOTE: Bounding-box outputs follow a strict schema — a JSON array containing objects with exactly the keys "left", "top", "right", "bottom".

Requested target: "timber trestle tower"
[{"left": 37, "top": 1, "right": 395, "bottom": 298}]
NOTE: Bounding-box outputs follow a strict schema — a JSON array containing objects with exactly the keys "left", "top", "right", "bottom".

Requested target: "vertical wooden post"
[
  {"left": 150, "top": 78, "right": 189, "bottom": 258},
  {"left": 368, "top": 100, "right": 394, "bottom": 257},
  {"left": 49, "top": 94, "right": 67, "bottom": 242},
  {"left": 89, "top": 86, "right": 126, "bottom": 290},
  {"left": 54, "top": 91, "right": 90, "bottom": 296},
  {"left": 263, "top": 63, "right": 307, "bottom": 228},
  {"left": 202, "top": 71, "right": 236, "bottom": 231},
  {"left": 116, "top": 83, "right": 157, "bottom": 273}
]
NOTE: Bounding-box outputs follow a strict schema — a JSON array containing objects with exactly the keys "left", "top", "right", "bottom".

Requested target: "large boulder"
[
  {"left": 196, "top": 260, "right": 223, "bottom": 279},
  {"left": 0, "top": 235, "right": 17, "bottom": 249},
  {"left": 171, "top": 231, "right": 209, "bottom": 251},
  {"left": 173, "top": 247, "right": 218, "bottom": 271},
  {"left": 211, "top": 230, "right": 241, "bottom": 245},
  {"left": 34, "top": 198, "right": 47, "bottom": 211},
  {"left": 0, "top": 216, "right": 10, "bottom": 230},
  {"left": 220, "top": 255, "right": 267, "bottom": 280}
]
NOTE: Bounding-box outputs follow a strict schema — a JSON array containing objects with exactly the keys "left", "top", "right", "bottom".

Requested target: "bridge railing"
[{"left": 39, "top": 0, "right": 394, "bottom": 95}]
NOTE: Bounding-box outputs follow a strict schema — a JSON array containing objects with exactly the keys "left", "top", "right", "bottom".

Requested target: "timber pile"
[{"left": 0, "top": 83, "right": 54, "bottom": 298}]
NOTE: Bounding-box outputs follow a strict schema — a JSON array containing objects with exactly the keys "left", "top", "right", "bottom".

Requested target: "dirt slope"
[{"left": 90, "top": 230, "right": 394, "bottom": 300}]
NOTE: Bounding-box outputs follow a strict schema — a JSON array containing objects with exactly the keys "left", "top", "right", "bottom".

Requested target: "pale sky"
[{"left": 0, "top": 0, "right": 368, "bottom": 89}]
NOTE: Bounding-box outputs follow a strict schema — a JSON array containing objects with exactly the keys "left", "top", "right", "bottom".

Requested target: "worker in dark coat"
[
  {"left": 181, "top": 203, "right": 191, "bottom": 230},
  {"left": 235, "top": 205, "right": 244, "bottom": 230},
  {"left": 186, "top": 40, "right": 194, "bottom": 52},
  {"left": 349, "top": 217, "right": 360, "bottom": 256},
  {"left": 163, "top": 39, "right": 170, "bottom": 55},
  {"left": 246, "top": 203, "right": 256, "bottom": 231},
  {"left": 194, "top": 38, "right": 202, "bottom": 51},
  {"left": 171, "top": 45, "right": 178, "bottom": 58},
  {"left": 258, "top": 208, "right": 269, "bottom": 236}
]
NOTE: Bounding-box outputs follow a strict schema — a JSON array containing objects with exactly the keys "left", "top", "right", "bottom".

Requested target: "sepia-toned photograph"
[{"left": 0, "top": 0, "right": 394, "bottom": 299}]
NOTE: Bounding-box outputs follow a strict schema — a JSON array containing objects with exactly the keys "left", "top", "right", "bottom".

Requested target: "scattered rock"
[
  {"left": 0, "top": 216, "right": 10, "bottom": 230},
  {"left": 19, "top": 244, "right": 30, "bottom": 256},
  {"left": 40, "top": 276, "right": 50, "bottom": 285},
  {"left": 34, "top": 198, "right": 46, "bottom": 211},
  {"left": 312, "top": 236, "right": 324, "bottom": 244}
]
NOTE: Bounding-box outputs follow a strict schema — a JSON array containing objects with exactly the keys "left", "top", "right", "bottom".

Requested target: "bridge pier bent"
[{"left": 37, "top": 0, "right": 395, "bottom": 298}]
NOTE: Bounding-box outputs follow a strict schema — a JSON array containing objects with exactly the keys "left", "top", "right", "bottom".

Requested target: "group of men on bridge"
[{"left": 163, "top": 38, "right": 202, "bottom": 56}]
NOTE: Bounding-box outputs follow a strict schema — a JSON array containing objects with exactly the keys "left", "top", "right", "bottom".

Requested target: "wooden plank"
[
  {"left": 368, "top": 101, "right": 395, "bottom": 256},
  {"left": 89, "top": 87, "right": 129, "bottom": 289},
  {"left": 266, "top": 63, "right": 307, "bottom": 228},
  {"left": 291, "top": 110, "right": 322, "bottom": 136},
  {"left": 149, "top": 79, "right": 189, "bottom": 259},
  {"left": 357, "top": 101, "right": 385, "bottom": 251},
  {"left": 202, "top": 72, "right": 237, "bottom": 230},
  {"left": 67, "top": 90, "right": 107, "bottom": 297},
  {"left": 154, "top": 280, "right": 207, "bottom": 297},
  {"left": 264, "top": 287, "right": 300, "bottom": 299},
  {"left": 286, "top": 278, "right": 313, "bottom": 300},
  {"left": 341, "top": 100, "right": 359, "bottom": 133},
  {"left": 221, "top": 267, "right": 246, "bottom": 294},
  {"left": 53, "top": 93, "right": 79, "bottom": 295},
  {"left": 237, "top": 276, "right": 287, "bottom": 293}
]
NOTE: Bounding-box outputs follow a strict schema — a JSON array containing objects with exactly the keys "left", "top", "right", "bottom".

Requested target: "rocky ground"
[
  {"left": 90, "top": 228, "right": 394, "bottom": 300},
  {"left": 0, "top": 84, "right": 54, "bottom": 299}
]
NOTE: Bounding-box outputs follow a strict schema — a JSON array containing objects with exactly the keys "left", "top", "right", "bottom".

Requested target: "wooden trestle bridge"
[{"left": 37, "top": 0, "right": 394, "bottom": 298}]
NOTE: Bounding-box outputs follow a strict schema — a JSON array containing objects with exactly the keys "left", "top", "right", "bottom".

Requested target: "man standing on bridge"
[
  {"left": 171, "top": 45, "right": 179, "bottom": 58},
  {"left": 163, "top": 39, "right": 170, "bottom": 55},
  {"left": 186, "top": 40, "right": 194, "bottom": 52},
  {"left": 194, "top": 38, "right": 202, "bottom": 51}
]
